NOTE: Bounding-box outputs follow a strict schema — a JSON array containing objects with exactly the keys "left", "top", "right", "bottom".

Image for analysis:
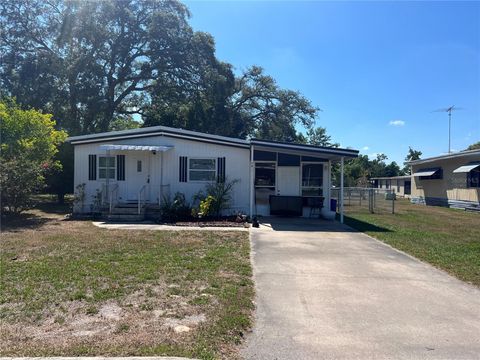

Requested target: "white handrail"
[
  {"left": 138, "top": 184, "right": 147, "bottom": 215},
  {"left": 109, "top": 184, "right": 119, "bottom": 214}
]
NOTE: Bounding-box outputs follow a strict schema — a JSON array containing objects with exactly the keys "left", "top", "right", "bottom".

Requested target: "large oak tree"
[
  {"left": 1, "top": 0, "right": 320, "bottom": 141},
  {"left": 1, "top": 0, "right": 222, "bottom": 134}
]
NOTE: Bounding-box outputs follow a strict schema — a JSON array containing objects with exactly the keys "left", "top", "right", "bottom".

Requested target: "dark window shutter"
[
  {"left": 217, "top": 157, "right": 226, "bottom": 183},
  {"left": 117, "top": 155, "right": 125, "bottom": 181},
  {"left": 88, "top": 155, "right": 96, "bottom": 180},
  {"left": 179, "top": 156, "right": 188, "bottom": 182}
]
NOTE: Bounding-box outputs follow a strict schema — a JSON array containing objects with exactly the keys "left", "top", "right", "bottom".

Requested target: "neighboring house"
[
  {"left": 405, "top": 149, "right": 480, "bottom": 208},
  {"left": 371, "top": 175, "right": 412, "bottom": 197},
  {"left": 67, "top": 126, "right": 358, "bottom": 220}
]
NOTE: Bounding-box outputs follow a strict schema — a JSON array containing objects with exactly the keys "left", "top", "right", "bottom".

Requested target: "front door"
[
  {"left": 277, "top": 166, "right": 300, "bottom": 196},
  {"left": 127, "top": 153, "right": 148, "bottom": 200}
]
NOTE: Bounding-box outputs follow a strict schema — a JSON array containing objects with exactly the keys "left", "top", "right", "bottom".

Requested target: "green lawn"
[
  {"left": 0, "top": 204, "right": 253, "bottom": 359},
  {"left": 342, "top": 199, "right": 480, "bottom": 287}
]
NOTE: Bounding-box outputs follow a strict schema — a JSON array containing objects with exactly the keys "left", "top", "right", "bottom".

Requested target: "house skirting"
[{"left": 410, "top": 196, "right": 479, "bottom": 209}]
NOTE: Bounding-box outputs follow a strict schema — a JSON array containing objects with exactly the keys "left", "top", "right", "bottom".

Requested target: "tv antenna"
[{"left": 432, "top": 105, "right": 463, "bottom": 154}]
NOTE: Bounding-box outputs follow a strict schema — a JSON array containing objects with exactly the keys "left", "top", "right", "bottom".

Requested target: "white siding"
[{"left": 73, "top": 135, "right": 251, "bottom": 214}]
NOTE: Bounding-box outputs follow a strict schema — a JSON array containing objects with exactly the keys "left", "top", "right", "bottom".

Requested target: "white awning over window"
[
  {"left": 413, "top": 169, "right": 438, "bottom": 177},
  {"left": 453, "top": 163, "right": 480, "bottom": 173},
  {"left": 99, "top": 144, "right": 173, "bottom": 152}
]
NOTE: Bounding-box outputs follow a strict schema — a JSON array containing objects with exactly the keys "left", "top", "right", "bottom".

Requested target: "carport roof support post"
[
  {"left": 340, "top": 156, "right": 344, "bottom": 224},
  {"left": 249, "top": 145, "right": 255, "bottom": 217}
]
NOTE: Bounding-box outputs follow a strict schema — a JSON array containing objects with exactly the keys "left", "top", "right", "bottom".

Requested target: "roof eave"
[
  {"left": 406, "top": 149, "right": 480, "bottom": 166},
  {"left": 251, "top": 140, "right": 359, "bottom": 158}
]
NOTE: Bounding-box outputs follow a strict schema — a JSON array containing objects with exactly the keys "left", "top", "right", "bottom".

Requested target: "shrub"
[
  {"left": 0, "top": 156, "right": 44, "bottom": 213},
  {"left": 199, "top": 195, "right": 216, "bottom": 218},
  {"left": 73, "top": 183, "right": 86, "bottom": 213},
  {"left": 193, "top": 178, "right": 239, "bottom": 219},
  {"left": 91, "top": 189, "right": 103, "bottom": 213},
  {"left": 160, "top": 192, "right": 192, "bottom": 222}
]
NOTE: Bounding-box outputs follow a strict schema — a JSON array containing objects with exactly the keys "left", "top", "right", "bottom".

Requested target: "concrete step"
[
  {"left": 111, "top": 207, "right": 145, "bottom": 215},
  {"left": 115, "top": 203, "right": 143, "bottom": 208},
  {"left": 106, "top": 214, "right": 146, "bottom": 222}
]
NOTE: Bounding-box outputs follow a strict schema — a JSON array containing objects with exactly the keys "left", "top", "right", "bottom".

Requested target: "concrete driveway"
[{"left": 242, "top": 218, "right": 480, "bottom": 360}]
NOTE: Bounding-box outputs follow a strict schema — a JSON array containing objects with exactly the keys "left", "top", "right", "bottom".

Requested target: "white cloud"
[
  {"left": 362, "top": 146, "right": 369, "bottom": 151},
  {"left": 389, "top": 120, "right": 405, "bottom": 127}
]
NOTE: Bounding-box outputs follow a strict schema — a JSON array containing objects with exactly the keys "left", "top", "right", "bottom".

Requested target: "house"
[
  {"left": 405, "top": 149, "right": 480, "bottom": 208},
  {"left": 67, "top": 125, "right": 358, "bottom": 221},
  {"left": 370, "top": 175, "right": 412, "bottom": 197}
]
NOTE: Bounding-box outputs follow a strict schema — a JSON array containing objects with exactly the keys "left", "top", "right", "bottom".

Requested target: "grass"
[
  {"left": 0, "top": 198, "right": 254, "bottom": 359},
  {"left": 342, "top": 199, "right": 480, "bottom": 287}
]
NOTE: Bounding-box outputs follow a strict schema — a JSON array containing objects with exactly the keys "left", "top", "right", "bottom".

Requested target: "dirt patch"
[
  {"left": 164, "top": 313, "right": 207, "bottom": 333},
  {"left": 1, "top": 293, "right": 209, "bottom": 353},
  {"left": 98, "top": 302, "right": 123, "bottom": 321},
  {"left": 0, "top": 202, "right": 253, "bottom": 358}
]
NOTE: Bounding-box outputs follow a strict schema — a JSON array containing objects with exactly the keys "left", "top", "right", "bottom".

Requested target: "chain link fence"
[{"left": 331, "top": 187, "right": 396, "bottom": 214}]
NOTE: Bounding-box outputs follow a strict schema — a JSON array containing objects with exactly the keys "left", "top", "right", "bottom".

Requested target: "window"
[
  {"left": 302, "top": 163, "right": 323, "bottom": 196},
  {"left": 137, "top": 160, "right": 142, "bottom": 172},
  {"left": 188, "top": 158, "right": 216, "bottom": 181},
  {"left": 255, "top": 162, "right": 276, "bottom": 187},
  {"left": 468, "top": 168, "right": 480, "bottom": 188},
  {"left": 98, "top": 156, "right": 115, "bottom": 179}
]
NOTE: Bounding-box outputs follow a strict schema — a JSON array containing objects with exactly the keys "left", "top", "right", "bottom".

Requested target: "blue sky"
[{"left": 185, "top": 0, "right": 480, "bottom": 164}]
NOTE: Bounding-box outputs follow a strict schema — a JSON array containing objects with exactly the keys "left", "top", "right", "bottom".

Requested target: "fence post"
[
  {"left": 368, "top": 189, "right": 375, "bottom": 214},
  {"left": 370, "top": 189, "right": 374, "bottom": 213},
  {"left": 392, "top": 197, "right": 395, "bottom": 214}
]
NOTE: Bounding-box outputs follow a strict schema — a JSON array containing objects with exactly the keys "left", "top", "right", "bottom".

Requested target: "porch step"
[
  {"left": 101, "top": 202, "right": 148, "bottom": 222},
  {"left": 115, "top": 202, "right": 148, "bottom": 208},
  {"left": 110, "top": 205, "right": 145, "bottom": 215},
  {"left": 106, "top": 214, "right": 146, "bottom": 222},
  {"left": 101, "top": 202, "right": 162, "bottom": 222}
]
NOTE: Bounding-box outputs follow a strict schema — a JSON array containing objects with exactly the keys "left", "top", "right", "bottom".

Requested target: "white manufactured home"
[{"left": 67, "top": 126, "right": 358, "bottom": 221}]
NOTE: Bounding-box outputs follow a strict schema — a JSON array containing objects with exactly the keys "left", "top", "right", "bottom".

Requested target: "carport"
[{"left": 248, "top": 139, "right": 359, "bottom": 222}]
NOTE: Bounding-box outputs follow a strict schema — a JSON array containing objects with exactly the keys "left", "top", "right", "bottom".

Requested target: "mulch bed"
[{"left": 162, "top": 220, "right": 247, "bottom": 228}]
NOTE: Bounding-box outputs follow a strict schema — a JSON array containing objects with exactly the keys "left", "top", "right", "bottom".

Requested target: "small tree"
[
  {"left": 403, "top": 147, "right": 422, "bottom": 175},
  {"left": 0, "top": 98, "right": 67, "bottom": 213},
  {"left": 304, "top": 127, "right": 339, "bottom": 147}
]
